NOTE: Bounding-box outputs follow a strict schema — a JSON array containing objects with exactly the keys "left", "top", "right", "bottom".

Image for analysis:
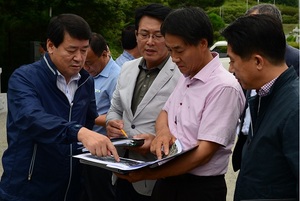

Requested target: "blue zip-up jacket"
[{"left": 0, "top": 53, "right": 98, "bottom": 201}]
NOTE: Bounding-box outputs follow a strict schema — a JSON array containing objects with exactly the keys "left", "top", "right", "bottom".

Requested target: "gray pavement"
[{"left": 0, "top": 93, "right": 238, "bottom": 200}]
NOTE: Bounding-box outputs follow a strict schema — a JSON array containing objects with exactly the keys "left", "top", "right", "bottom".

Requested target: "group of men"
[{"left": 0, "top": 2, "right": 298, "bottom": 201}]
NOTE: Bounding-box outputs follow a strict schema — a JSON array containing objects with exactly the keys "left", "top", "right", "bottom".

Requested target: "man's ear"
[
  {"left": 254, "top": 55, "right": 264, "bottom": 71},
  {"left": 102, "top": 50, "right": 108, "bottom": 57},
  {"left": 47, "top": 39, "right": 54, "bottom": 54},
  {"left": 200, "top": 39, "right": 208, "bottom": 48}
]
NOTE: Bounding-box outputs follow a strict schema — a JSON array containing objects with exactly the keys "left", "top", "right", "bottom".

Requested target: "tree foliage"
[
  {"left": 168, "top": 0, "right": 225, "bottom": 8},
  {"left": 260, "top": 0, "right": 298, "bottom": 7},
  {"left": 0, "top": 0, "right": 298, "bottom": 92}
]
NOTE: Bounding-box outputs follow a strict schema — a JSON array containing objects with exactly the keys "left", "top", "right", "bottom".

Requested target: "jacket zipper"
[
  {"left": 39, "top": 56, "right": 91, "bottom": 199},
  {"left": 257, "top": 96, "right": 261, "bottom": 116},
  {"left": 250, "top": 96, "right": 261, "bottom": 141},
  {"left": 63, "top": 102, "right": 74, "bottom": 201},
  {"left": 28, "top": 144, "right": 37, "bottom": 180}
]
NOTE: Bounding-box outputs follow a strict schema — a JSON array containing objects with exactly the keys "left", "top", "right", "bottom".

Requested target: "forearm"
[
  {"left": 151, "top": 110, "right": 175, "bottom": 158},
  {"left": 95, "top": 114, "right": 106, "bottom": 127},
  {"left": 122, "top": 141, "right": 220, "bottom": 182},
  {"left": 148, "top": 141, "right": 218, "bottom": 179},
  {"left": 155, "top": 110, "right": 170, "bottom": 136}
]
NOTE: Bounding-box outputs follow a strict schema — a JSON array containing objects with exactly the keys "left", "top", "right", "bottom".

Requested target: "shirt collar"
[
  {"left": 138, "top": 55, "right": 170, "bottom": 71},
  {"left": 57, "top": 70, "right": 81, "bottom": 83},
  {"left": 93, "top": 57, "right": 116, "bottom": 78},
  {"left": 257, "top": 77, "right": 278, "bottom": 97},
  {"left": 192, "top": 52, "right": 222, "bottom": 82}
]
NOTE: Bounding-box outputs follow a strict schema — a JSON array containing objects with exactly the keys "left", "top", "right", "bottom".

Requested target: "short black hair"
[
  {"left": 89, "top": 33, "right": 108, "bottom": 57},
  {"left": 222, "top": 14, "right": 286, "bottom": 64},
  {"left": 47, "top": 13, "right": 91, "bottom": 48},
  {"left": 161, "top": 7, "right": 214, "bottom": 47},
  {"left": 121, "top": 24, "right": 137, "bottom": 50},
  {"left": 135, "top": 3, "right": 172, "bottom": 31}
]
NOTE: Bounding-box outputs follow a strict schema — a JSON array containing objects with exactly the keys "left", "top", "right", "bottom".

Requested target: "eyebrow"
[
  {"left": 139, "top": 29, "right": 161, "bottom": 33},
  {"left": 166, "top": 44, "right": 182, "bottom": 50},
  {"left": 67, "top": 45, "right": 89, "bottom": 49}
]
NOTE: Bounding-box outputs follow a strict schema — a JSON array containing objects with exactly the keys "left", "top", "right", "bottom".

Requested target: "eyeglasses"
[{"left": 137, "top": 32, "right": 164, "bottom": 42}]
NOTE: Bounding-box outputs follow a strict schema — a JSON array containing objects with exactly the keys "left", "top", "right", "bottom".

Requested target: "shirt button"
[{"left": 131, "top": 125, "right": 135, "bottom": 129}]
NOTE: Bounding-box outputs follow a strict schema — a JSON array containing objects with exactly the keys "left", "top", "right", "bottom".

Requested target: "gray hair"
[{"left": 245, "top": 4, "right": 282, "bottom": 23}]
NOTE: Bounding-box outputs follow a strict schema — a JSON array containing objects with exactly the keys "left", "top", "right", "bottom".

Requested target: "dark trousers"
[
  {"left": 151, "top": 174, "right": 227, "bottom": 201},
  {"left": 80, "top": 164, "right": 116, "bottom": 201},
  {"left": 115, "top": 178, "right": 151, "bottom": 201}
]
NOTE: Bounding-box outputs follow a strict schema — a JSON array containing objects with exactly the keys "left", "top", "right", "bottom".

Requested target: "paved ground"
[
  {"left": 0, "top": 93, "right": 8, "bottom": 176},
  {"left": 0, "top": 93, "right": 238, "bottom": 200}
]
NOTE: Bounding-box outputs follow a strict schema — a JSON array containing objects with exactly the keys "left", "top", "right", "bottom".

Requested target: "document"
[
  {"left": 78, "top": 137, "right": 145, "bottom": 153},
  {"left": 74, "top": 139, "right": 198, "bottom": 174}
]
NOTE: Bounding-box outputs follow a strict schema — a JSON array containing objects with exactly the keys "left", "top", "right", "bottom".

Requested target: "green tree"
[
  {"left": 0, "top": 0, "right": 298, "bottom": 92},
  {"left": 208, "top": 12, "right": 226, "bottom": 41},
  {"left": 260, "top": 0, "right": 298, "bottom": 7}
]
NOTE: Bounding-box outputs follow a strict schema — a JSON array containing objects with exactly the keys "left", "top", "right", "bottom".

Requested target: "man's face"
[
  {"left": 47, "top": 32, "right": 89, "bottom": 82},
  {"left": 164, "top": 33, "right": 207, "bottom": 77},
  {"left": 84, "top": 47, "right": 105, "bottom": 77},
  {"left": 136, "top": 16, "right": 169, "bottom": 68},
  {"left": 227, "top": 45, "right": 259, "bottom": 89}
]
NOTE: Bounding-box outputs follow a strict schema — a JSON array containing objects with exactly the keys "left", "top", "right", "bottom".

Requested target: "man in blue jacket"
[
  {"left": 222, "top": 14, "right": 299, "bottom": 200},
  {"left": 0, "top": 14, "right": 119, "bottom": 201}
]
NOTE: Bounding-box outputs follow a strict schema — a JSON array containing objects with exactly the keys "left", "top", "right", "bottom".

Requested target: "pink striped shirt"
[{"left": 163, "top": 53, "right": 245, "bottom": 176}]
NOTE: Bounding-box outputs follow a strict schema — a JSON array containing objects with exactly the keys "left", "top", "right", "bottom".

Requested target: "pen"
[{"left": 120, "top": 129, "right": 128, "bottom": 138}]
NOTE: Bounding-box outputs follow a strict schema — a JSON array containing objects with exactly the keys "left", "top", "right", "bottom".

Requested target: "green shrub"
[
  {"left": 282, "top": 14, "right": 299, "bottom": 24},
  {"left": 208, "top": 12, "right": 226, "bottom": 31}
]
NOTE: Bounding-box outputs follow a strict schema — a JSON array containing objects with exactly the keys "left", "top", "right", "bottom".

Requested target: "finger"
[
  {"left": 155, "top": 141, "right": 164, "bottom": 159},
  {"left": 171, "top": 136, "right": 177, "bottom": 144},
  {"left": 95, "top": 149, "right": 102, "bottom": 157},
  {"left": 90, "top": 148, "right": 97, "bottom": 156},
  {"left": 150, "top": 142, "right": 159, "bottom": 155},
  {"left": 162, "top": 141, "right": 170, "bottom": 156},
  {"left": 107, "top": 143, "right": 120, "bottom": 162},
  {"left": 99, "top": 145, "right": 107, "bottom": 157},
  {"left": 150, "top": 137, "right": 158, "bottom": 152},
  {"left": 111, "top": 120, "right": 123, "bottom": 129}
]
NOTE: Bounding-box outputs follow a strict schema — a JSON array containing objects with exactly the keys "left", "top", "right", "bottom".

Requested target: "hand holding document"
[
  {"left": 74, "top": 139, "right": 198, "bottom": 174},
  {"left": 78, "top": 137, "right": 145, "bottom": 152}
]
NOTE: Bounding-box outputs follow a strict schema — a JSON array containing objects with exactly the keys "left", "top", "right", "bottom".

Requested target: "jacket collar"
[{"left": 42, "top": 53, "right": 91, "bottom": 85}]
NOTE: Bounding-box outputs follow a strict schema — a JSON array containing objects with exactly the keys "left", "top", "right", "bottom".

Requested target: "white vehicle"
[{"left": 210, "top": 41, "right": 230, "bottom": 70}]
